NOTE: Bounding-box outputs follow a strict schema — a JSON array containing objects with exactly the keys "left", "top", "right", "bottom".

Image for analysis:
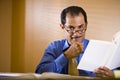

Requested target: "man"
[{"left": 35, "top": 6, "right": 114, "bottom": 77}]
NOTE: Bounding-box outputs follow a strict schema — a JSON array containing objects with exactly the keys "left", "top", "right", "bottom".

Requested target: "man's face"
[{"left": 62, "top": 13, "right": 87, "bottom": 44}]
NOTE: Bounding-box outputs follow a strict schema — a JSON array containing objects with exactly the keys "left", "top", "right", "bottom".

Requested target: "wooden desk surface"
[{"left": 0, "top": 72, "right": 118, "bottom": 80}]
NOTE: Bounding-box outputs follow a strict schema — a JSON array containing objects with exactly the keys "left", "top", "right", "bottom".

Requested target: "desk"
[{"left": 0, "top": 72, "right": 118, "bottom": 80}]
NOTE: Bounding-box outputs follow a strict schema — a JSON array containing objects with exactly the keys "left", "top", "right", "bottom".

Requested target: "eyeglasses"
[{"left": 64, "top": 25, "right": 86, "bottom": 34}]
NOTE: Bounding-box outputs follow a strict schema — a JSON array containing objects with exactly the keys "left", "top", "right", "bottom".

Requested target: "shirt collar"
[{"left": 63, "top": 39, "right": 70, "bottom": 51}]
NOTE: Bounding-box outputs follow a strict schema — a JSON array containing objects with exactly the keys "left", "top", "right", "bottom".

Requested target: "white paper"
[
  {"left": 0, "top": 73, "right": 22, "bottom": 77},
  {"left": 106, "top": 44, "right": 120, "bottom": 69},
  {"left": 0, "top": 73, "right": 42, "bottom": 79},
  {"left": 77, "top": 40, "right": 117, "bottom": 71}
]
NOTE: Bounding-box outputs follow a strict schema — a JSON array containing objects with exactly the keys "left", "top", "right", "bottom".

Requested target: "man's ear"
[
  {"left": 85, "top": 22, "right": 88, "bottom": 30},
  {"left": 60, "top": 24, "right": 64, "bottom": 29},
  {"left": 86, "top": 22, "right": 88, "bottom": 26}
]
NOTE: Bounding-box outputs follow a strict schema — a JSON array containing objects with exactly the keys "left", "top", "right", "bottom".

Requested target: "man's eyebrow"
[
  {"left": 66, "top": 24, "right": 84, "bottom": 27},
  {"left": 78, "top": 24, "right": 85, "bottom": 28},
  {"left": 66, "top": 25, "right": 74, "bottom": 27},
  {"left": 78, "top": 24, "right": 84, "bottom": 26}
]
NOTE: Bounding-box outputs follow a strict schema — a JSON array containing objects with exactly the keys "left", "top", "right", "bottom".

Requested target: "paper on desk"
[
  {"left": 114, "top": 70, "right": 120, "bottom": 78},
  {"left": 0, "top": 73, "right": 22, "bottom": 77},
  {"left": 0, "top": 73, "right": 41, "bottom": 79}
]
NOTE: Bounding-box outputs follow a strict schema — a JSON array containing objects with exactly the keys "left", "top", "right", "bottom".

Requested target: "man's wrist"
[
  {"left": 64, "top": 51, "right": 69, "bottom": 59},
  {"left": 64, "top": 51, "right": 73, "bottom": 60}
]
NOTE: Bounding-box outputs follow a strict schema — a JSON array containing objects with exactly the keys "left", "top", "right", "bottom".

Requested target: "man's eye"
[
  {"left": 78, "top": 25, "right": 83, "bottom": 29},
  {"left": 69, "top": 26, "right": 74, "bottom": 30}
]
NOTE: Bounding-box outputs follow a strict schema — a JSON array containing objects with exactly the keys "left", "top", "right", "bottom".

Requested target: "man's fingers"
[
  {"left": 94, "top": 67, "right": 114, "bottom": 77},
  {"left": 74, "top": 43, "right": 83, "bottom": 52},
  {"left": 98, "top": 66, "right": 112, "bottom": 73}
]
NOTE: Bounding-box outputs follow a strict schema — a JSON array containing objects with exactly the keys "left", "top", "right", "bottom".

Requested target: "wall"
[
  {"left": 11, "top": 0, "right": 25, "bottom": 72},
  {"left": 25, "top": 0, "right": 120, "bottom": 72},
  {"left": 0, "top": 0, "right": 12, "bottom": 72},
  {"left": 0, "top": 0, "right": 25, "bottom": 72}
]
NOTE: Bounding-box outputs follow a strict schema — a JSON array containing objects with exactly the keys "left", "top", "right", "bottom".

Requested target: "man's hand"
[
  {"left": 64, "top": 41, "right": 83, "bottom": 59},
  {"left": 94, "top": 66, "right": 114, "bottom": 78}
]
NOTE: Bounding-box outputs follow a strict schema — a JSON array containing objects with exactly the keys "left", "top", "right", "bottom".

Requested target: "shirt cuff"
[{"left": 55, "top": 53, "right": 68, "bottom": 72}]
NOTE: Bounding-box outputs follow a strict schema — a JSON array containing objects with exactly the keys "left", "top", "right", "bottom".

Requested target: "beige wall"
[
  {"left": 25, "top": 0, "right": 120, "bottom": 72},
  {"left": 0, "top": 0, "right": 12, "bottom": 72},
  {"left": 0, "top": 0, "right": 120, "bottom": 73}
]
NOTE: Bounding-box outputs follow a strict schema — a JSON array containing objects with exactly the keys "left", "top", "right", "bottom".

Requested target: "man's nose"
[
  {"left": 73, "top": 29, "right": 82, "bottom": 34},
  {"left": 73, "top": 30, "right": 79, "bottom": 33}
]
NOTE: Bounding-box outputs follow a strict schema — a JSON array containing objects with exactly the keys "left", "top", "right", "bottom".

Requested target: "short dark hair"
[{"left": 61, "top": 6, "right": 87, "bottom": 25}]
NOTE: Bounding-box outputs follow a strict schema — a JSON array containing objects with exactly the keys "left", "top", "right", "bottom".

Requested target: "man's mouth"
[{"left": 72, "top": 36, "right": 81, "bottom": 39}]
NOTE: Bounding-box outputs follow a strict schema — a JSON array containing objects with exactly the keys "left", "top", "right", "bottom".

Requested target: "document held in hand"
[{"left": 77, "top": 40, "right": 120, "bottom": 71}]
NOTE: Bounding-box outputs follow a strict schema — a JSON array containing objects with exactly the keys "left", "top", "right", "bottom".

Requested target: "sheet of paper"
[
  {"left": 106, "top": 44, "right": 120, "bottom": 69},
  {"left": 77, "top": 40, "right": 116, "bottom": 71},
  {"left": 0, "top": 73, "right": 22, "bottom": 77},
  {"left": 0, "top": 73, "right": 41, "bottom": 79},
  {"left": 114, "top": 70, "right": 120, "bottom": 78}
]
